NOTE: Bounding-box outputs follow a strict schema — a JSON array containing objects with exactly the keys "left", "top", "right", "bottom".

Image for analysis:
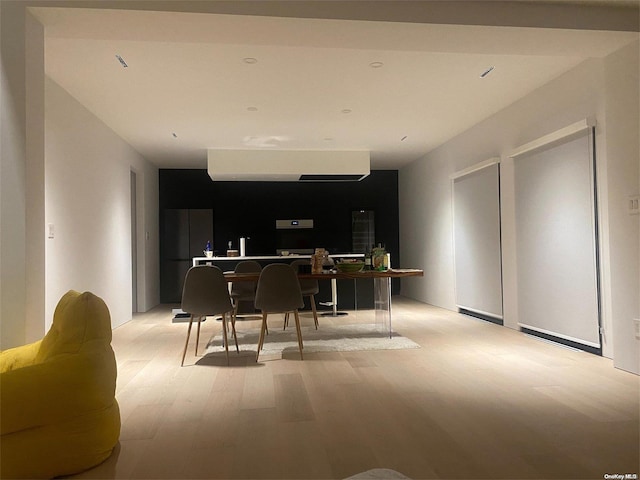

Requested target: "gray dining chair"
[
  {"left": 230, "top": 260, "right": 262, "bottom": 324},
  {"left": 254, "top": 263, "right": 305, "bottom": 361},
  {"left": 287, "top": 259, "right": 319, "bottom": 329},
  {"left": 180, "top": 265, "right": 238, "bottom": 366}
]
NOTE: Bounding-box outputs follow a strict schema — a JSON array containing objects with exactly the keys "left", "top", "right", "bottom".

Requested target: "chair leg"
[
  {"left": 181, "top": 315, "right": 195, "bottom": 366},
  {"left": 256, "top": 312, "right": 268, "bottom": 362},
  {"left": 232, "top": 302, "right": 239, "bottom": 329},
  {"left": 221, "top": 313, "right": 230, "bottom": 365},
  {"left": 195, "top": 315, "right": 203, "bottom": 356},
  {"left": 309, "top": 294, "right": 319, "bottom": 329},
  {"left": 283, "top": 312, "right": 289, "bottom": 330},
  {"left": 227, "top": 312, "right": 239, "bottom": 353},
  {"left": 293, "top": 310, "right": 304, "bottom": 360}
]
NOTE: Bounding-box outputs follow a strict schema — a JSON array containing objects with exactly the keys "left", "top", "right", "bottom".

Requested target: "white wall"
[
  {"left": 399, "top": 151, "right": 456, "bottom": 311},
  {"left": 137, "top": 154, "right": 160, "bottom": 313},
  {"left": 25, "top": 11, "right": 46, "bottom": 344},
  {"left": 399, "top": 44, "right": 639, "bottom": 374},
  {"left": 602, "top": 41, "right": 640, "bottom": 373},
  {"left": 0, "top": 1, "right": 27, "bottom": 348},
  {"left": 45, "top": 77, "right": 159, "bottom": 330},
  {"left": 1, "top": 3, "right": 159, "bottom": 346}
]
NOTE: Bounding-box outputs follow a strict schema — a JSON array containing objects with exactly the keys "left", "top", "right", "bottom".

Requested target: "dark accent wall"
[
  {"left": 159, "top": 169, "right": 399, "bottom": 258},
  {"left": 159, "top": 169, "right": 400, "bottom": 308}
]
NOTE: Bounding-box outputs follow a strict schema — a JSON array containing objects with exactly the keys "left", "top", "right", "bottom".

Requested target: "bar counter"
[{"left": 192, "top": 253, "right": 363, "bottom": 267}]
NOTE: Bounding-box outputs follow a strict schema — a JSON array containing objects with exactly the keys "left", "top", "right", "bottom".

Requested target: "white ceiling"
[{"left": 33, "top": 3, "right": 638, "bottom": 170}]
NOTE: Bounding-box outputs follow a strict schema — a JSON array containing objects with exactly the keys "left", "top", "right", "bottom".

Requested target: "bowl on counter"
[{"left": 335, "top": 260, "right": 365, "bottom": 273}]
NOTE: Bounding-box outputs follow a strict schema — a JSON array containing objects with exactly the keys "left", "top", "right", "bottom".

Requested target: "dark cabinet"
[
  {"left": 160, "top": 209, "right": 213, "bottom": 303},
  {"left": 352, "top": 210, "right": 375, "bottom": 253}
]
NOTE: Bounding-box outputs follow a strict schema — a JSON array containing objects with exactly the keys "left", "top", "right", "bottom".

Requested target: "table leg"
[
  {"left": 354, "top": 278, "right": 358, "bottom": 312},
  {"left": 320, "top": 278, "right": 348, "bottom": 317},
  {"left": 374, "top": 276, "right": 392, "bottom": 338}
]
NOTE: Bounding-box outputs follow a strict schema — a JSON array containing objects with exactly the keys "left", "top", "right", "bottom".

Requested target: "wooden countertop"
[{"left": 223, "top": 268, "right": 423, "bottom": 282}]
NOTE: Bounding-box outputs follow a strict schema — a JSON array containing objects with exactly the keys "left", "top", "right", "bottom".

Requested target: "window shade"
[
  {"left": 513, "top": 129, "right": 600, "bottom": 348},
  {"left": 453, "top": 162, "right": 503, "bottom": 320}
]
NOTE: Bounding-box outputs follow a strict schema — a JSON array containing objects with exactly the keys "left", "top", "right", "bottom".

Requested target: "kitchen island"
[{"left": 191, "top": 253, "right": 364, "bottom": 267}]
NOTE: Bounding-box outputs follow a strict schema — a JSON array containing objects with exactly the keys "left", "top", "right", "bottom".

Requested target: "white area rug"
[
  {"left": 345, "top": 469, "right": 411, "bottom": 479},
  {"left": 204, "top": 323, "right": 420, "bottom": 356}
]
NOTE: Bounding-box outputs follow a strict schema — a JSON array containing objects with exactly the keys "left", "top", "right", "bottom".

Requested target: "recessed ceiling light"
[
  {"left": 369, "top": 62, "right": 384, "bottom": 68},
  {"left": 480, "top": 66, "right": 495, "bottom": 78},
  {"left": 247, "top": 106, "right": 258, "bottom": 112},
  {"left": 243, "top": 57, "right": 258, "bottom": 64},
  {"left": 341, "top": 109, "right": 352, "bottom": 114},
  {"left": 115, "top": 54, "right": 128, "bottom": 68}
]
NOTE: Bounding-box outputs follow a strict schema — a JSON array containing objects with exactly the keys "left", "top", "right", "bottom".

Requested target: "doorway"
[{"left": 131, "top": 170, "right": 138, "bottom": 313}]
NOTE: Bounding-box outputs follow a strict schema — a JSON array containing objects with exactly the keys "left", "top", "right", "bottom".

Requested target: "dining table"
[{"left": 223, "top": 268, "right": 423, "bottom": 338}]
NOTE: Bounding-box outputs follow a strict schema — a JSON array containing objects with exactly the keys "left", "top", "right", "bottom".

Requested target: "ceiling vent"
[{"left": 207, "top": 150, "right": 370, "bottom": 182}]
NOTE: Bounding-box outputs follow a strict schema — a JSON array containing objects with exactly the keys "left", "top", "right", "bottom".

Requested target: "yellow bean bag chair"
[{"left": 0, "top": 290, "right": 121, "bottom": 479}]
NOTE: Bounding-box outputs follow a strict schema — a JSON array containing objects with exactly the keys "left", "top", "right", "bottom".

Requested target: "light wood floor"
[{"left": 68, "top": 297, "right": 639, "bottom": 480}]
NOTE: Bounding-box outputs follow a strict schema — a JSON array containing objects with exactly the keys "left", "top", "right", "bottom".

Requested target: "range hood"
[{"left": 207, "top": 149, "right": 370, "bottom": 182}]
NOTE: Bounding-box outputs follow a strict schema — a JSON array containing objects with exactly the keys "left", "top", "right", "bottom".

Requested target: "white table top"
[{"left": 193, "top": 253, "right": 364, "bottom": 266}]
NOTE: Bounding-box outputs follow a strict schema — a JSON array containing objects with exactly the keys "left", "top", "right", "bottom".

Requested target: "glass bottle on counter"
[
  {"left": 364, "top": 249, "right": 372, "bottom": 270},
  {"left": 372, "top": 243, "right": 387, "bottom": 271},
  {"left": 204, "top": 240, "right": 213, "bottom": 258},
  {"left": 322, "top": 253, "right": 335, "bottom": 272}
]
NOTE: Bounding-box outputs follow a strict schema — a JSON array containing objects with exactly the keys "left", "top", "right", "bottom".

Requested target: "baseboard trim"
[
  {"left": 459, "top": 308, "right": 503, "bottom": 325},
  {"left": 521, "top": 327, "right": 602, "bottom": 356}
]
